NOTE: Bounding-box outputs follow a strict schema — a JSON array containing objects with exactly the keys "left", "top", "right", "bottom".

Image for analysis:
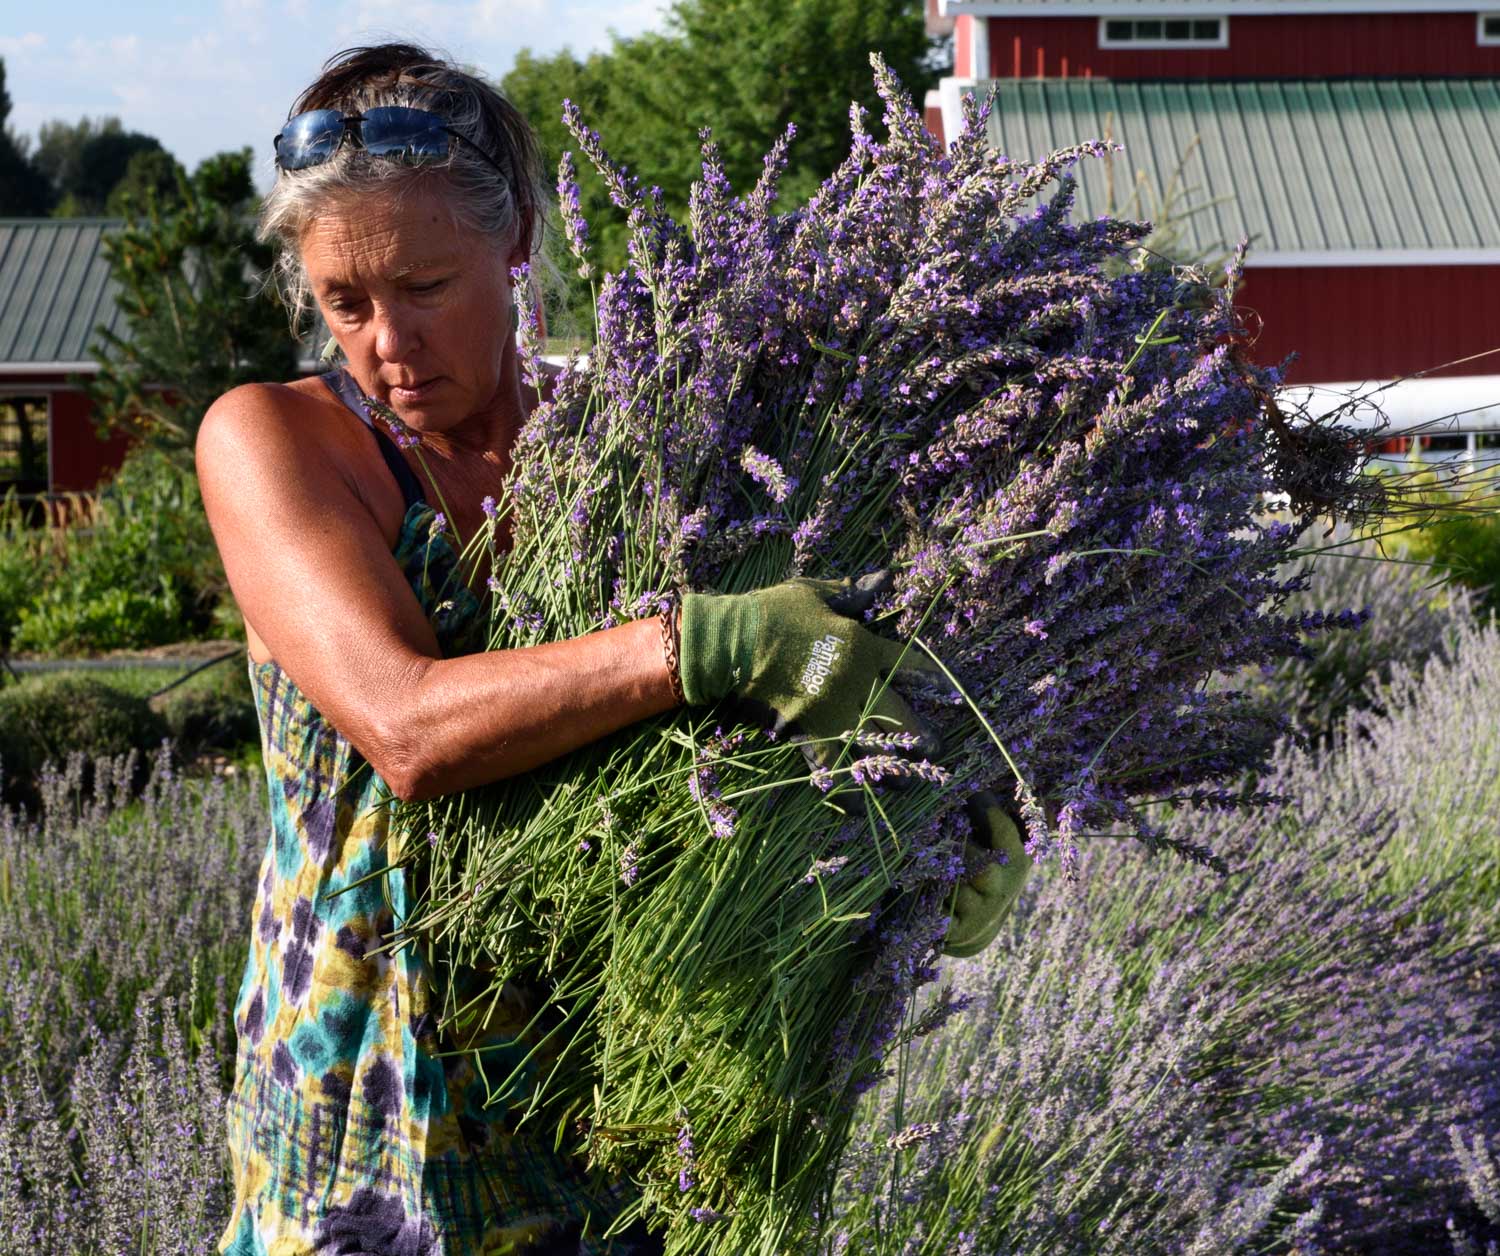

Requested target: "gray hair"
[{"left": 258, "top": 44, "right": 555, "bottom": 332}]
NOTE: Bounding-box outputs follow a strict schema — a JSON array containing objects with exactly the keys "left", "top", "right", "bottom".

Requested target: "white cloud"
[{"left": 0, "top": 32, "right": 46, "bottom": 57}]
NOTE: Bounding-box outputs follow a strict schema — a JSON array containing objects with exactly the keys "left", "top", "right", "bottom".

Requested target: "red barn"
[{"left": 925, "top": 0, "right": 1500, "bottom": 460}]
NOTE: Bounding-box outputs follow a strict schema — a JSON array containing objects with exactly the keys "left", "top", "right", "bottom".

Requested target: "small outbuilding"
[{"left": 0, "top": 218, "right": 135, "bottom": 501}]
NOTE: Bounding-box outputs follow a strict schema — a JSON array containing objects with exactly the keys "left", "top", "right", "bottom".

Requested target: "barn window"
[
  {"left": 0, "top": 395, "right": 49, "bottom": 499},
  {"left": 1100, "top": 16, "right": 1228, "bottom": 48},
  {"left": 1480, "top": 13, "right": 1500, "bottom": 44}
]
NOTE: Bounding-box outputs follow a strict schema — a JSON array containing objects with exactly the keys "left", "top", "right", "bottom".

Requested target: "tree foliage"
[
  {"left": 85, "top": 148, "right": 298, "bottom": 464},
  {"left": 20, "top": 109, "right": 181, "bottom": 216},
  {"left": 31, "top": 115, "right": 123, "bottom": 199},
  {"left": 0, "top": 60, "right": 54, "bottom": 215},
  {"left": 104, "top": 147, "right": 187, "bottom": 218},
  {"left": 54, "top": 125, "right": 167, "bottom": 216},
  {"left": 502, "top": 0, "right": 940, "bottom": 332}
]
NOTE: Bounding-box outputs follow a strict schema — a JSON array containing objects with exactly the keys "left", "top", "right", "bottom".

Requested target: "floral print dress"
[{"left": 218, "top": 370, "right": 653, "bottom": 1256}]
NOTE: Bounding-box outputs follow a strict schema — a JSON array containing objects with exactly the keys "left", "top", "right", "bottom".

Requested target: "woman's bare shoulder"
[
  {"left": 198, "top": 378, "right": 367, "bottom": 474},
  {"left": 196, "top": 376, "right": 394, "bottom": 528},
  {"left": 201, "top": 377, "right": 337, "bottom": 437}
]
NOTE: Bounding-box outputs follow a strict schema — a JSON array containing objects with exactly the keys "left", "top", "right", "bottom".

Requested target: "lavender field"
[{"left": 2, "top": 535, "right": 1498, "bottom": 1254}]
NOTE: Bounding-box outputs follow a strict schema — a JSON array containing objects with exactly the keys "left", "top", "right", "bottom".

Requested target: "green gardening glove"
[
  {"left": 678, "top": 574, "right": 943, "bottom": 768},
  {"left": 941, "top": 792, "right": 1035, "bottom": 958}
]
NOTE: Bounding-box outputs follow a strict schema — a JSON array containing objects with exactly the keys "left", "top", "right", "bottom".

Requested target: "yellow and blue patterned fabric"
[{"left": 218, "top": 371, "right": 653, "bottom": 1256}]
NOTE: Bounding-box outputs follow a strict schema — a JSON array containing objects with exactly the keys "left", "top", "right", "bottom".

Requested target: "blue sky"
[{"left": 2, "top": 0, "right": 672, "bottom": 189}]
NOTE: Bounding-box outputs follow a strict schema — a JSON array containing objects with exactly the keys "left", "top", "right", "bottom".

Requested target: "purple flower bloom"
[{"left": 804, "top": 855, "right": 851, "bottom": 883}]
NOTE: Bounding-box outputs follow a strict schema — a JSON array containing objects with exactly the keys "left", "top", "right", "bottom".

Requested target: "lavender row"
[
  {"left": 0, "top": 748, "right": 265, "bottom": 1253},
  {"left": 833, "top": 616, "right": 1500, "bottom": 1253}
]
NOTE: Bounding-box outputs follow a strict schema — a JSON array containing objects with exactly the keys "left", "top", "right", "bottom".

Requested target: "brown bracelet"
[{"left": 659, "top": 598, "right": 685, "bottom": 706}]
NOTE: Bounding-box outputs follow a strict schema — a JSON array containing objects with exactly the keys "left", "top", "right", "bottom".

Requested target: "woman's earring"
[{"left": 509, "top": 298, "right": 520, "bottom": 336}]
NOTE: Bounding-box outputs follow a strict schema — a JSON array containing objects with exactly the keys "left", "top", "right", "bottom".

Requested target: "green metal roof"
[
  {"left": 0, "top": 217, "right": 323, "bottom": 371},
  {"left": 0, "top": 219, "right": 127, "bottom": 366},
  {"left": 974, "top": 78, "right": 1500, "bottom": 258}
]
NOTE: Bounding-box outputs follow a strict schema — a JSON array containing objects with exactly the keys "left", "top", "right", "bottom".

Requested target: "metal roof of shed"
[
  {"left": 970, "top": 78, "right": 1500, "bottom": 261},
  {"left": 0, "top": 219, "right": 126, "bottom": 368},
  {"left": 0, "top": 217, "right": 324, "bottom": 373}
]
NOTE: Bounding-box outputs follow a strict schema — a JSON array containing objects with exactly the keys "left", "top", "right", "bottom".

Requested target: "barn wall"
[
  {"left": 48, "top": 387, "right": 133, "bottom": 493},
  {"left": 984, "top": 13, "right": 1500, "bottom": 79},
  {"left": 957, "top": 14, "right": 975, "bottom": 78},
  {"left": 1236, "top": 263, "right": 1500, "bottom": 384}
]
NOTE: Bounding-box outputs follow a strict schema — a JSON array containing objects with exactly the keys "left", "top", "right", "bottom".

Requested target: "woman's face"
[{"left": 299, "top": 180, "right": 523, "bottom": 434}]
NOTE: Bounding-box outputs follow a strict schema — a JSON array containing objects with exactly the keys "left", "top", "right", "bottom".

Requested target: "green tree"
[
  {"left": 68, "top": 129, "right": 167, "bottom": 215},
  {"left": 85, "top": 148, "right": 299, "bottom": 465},
  {"left": 0, "top": 60, "right": 54, "bottom": 215},
  {"left": 32, "top": 116, "right": 120, "bottom": 200},
  {"left": 631, "top": 0, "right": 935, "bottom": 204},
  {"left": 105, "top": 147, "right": 187, "bottom": 217},
  {"left": 30, "top": 114, "right": 172, "bottom": 215},
  {"left": 502, "top": 0, "right": 939, "bottom": 331}
]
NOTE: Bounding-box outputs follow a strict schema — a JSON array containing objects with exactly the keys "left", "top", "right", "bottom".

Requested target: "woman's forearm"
[{"left": 375, "top": 616, "right": 679, "bottom": 801}]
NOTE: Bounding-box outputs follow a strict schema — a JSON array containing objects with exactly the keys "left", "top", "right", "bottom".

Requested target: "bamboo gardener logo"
[{"left": 799, "top": 633, "right": 844, "bottom": 695}]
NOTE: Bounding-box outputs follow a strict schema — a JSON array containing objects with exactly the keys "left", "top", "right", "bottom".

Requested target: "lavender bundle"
[{"left": 380, "top": 58, "right": 1375, "bottom": 1252}]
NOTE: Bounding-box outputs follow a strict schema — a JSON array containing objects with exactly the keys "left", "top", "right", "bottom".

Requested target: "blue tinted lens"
[
  {"left": 359, "top": 106, "right": 452, "bottom": 160},
  {"left": 275, "top": 109, "right": 347, "bottom": 170}
]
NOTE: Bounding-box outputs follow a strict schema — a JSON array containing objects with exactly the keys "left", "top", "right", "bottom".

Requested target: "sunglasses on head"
[{"left": 272, "top": 105, "right": 509, "bottom": 181}]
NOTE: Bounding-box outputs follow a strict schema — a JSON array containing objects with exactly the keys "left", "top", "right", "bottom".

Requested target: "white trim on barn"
[
  {"left": 969, "top": 13, "right": 990, "bottom": 78},
  {"left": 1250, "top": 249, "right": 1500, "bottom": 268},
  {"left": 1282, "top": 375, "right": 1500, "bottom": 431},
  {"left": 0, "top": 362, "right": 100, "bottom": 377},
  {"left": 1282, "top": 373, "right": 1500, "bottom": 466},
  {"left": 941, "top": 0, "right": 1500, "bottom": 14}
]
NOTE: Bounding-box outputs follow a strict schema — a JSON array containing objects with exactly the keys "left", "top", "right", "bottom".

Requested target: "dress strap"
[{"left": 320, "top": 368, "right": 427, "bottom": 513}]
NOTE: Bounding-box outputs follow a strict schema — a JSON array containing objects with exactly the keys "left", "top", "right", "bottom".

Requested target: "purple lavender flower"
[
  {"left": 739, "top": 445, "right": 796, "bottom": 504},
  {"left": 803, "top": 855, "right": 851, "bottom": 884},
  {"left": 677, "top": 1111, "right": 696, "bottom": 1192},
  {"left": 556, "top": 149, "right": 593, "bottom": 280}
]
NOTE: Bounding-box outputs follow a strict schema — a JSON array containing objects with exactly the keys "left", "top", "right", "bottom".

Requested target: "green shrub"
[
  {"left": 0, "top": 490, "right": 39, "bottom": 651},
  {"left": 14, "top": 579, "right": 187, "bottom": 654},
  {"left": 1375, "top": 463, "right": 1500, "bottom": 616},
  {"left": 1401, "top": 509, "right": 1500, "bottom": 616},
  {"left": 0, "top": 674, "right": 167, "bottom": 801},
  {"left": 1, "top": 447, "right": 239, "bottom": 658},
  {"left": 0, "top": 542, "right": 31, "bottom": 652},
  {"left": 153, "top": 658, "right": 258, "bottom": 758}
]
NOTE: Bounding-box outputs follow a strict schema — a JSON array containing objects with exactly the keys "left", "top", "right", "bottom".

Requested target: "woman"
[{"left": 201, "top": 43, "right": 1031, "bottom": 1256}]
